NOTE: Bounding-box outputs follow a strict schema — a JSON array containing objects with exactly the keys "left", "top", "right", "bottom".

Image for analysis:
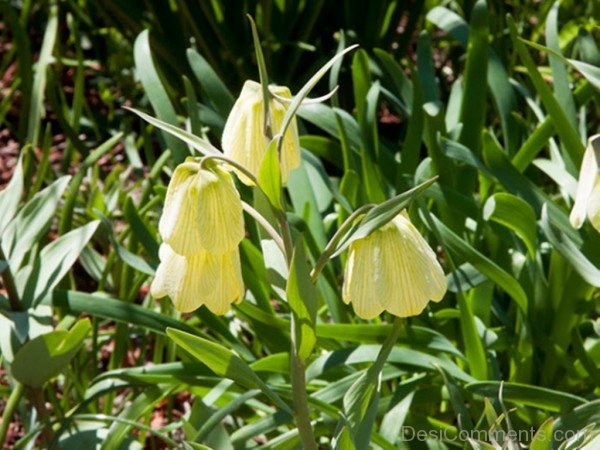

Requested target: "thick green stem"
[
  {"left": 277, "top": 204, "right": 316, "bottom": 446},
  {"left": 290, "top": 316, "right": 317, "bottom": 450},
  {"left": 0, "top": 382, "right": 24, "bottom": 446}
]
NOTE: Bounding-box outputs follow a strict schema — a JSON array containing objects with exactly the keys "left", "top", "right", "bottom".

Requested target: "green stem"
[
  {"left": 0, "top": 246, "right": 22, "bottom": 311},
  {"left": 290, "top": 334, "right": 317, "bottom": 450},
  {"left": 241, "top": 201, "right": 285, "bottom": 254},
  {"left": 199, "top": 154, "right": 259, "bottom": 186},
  {"left": 0, "top": 382, "right": 25, "bottom": 446},
  {"left": 275, "top": 197, "right": 315, "bottom": 446},
  {"left": 278, "top": 214, "right": 294, "bottom": 266}
]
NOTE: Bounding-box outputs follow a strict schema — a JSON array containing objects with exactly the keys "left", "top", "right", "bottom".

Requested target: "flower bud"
[
  {"left": 151, "top": 244, "right": 244, "bottom": 314},
  {"left": 570, "top": 135, "right": 600, "bottom": 233},
  {"left": 342, "top": 212, "right": 447, "bottom": 319},
  {"left": 159, "top": 162, "right": 245, "bottom": 255},
  {"left": 222, "top": 80, "right": 301, "bottom": 185}
]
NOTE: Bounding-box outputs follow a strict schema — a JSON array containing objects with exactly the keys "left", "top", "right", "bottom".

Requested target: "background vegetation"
[{"left": 0, "top": 0, "right": 599, "bottom": 448}]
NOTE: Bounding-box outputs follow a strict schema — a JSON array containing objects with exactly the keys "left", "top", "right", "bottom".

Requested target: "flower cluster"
[
  {"left": 151, "top": 81, "right": 448, "bottom": 320},
  {"left": 151, "top": 162, "right": 245, "bottom": 314}
]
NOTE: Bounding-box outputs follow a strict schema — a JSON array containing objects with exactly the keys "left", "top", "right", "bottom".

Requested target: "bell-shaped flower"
[
  {"left": 151, "top": 244, "right": 245, "bottom": 314},
  {"left": 342, "top": 212, "right": 447, "bottom": 320},
  {"left": 221, "top": 80, "right": 301, "bottom": 185},
  {"left": 570, "top": 134, "right": 600, "bottom": 232},
  {"left": 158, "top": 162, "right": 245, "bottom": 255}
]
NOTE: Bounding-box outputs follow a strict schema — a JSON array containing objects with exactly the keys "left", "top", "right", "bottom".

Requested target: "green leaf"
[
  {"left": 133, "top": 30, "right": 188, "bottom": 163},
  {"left": 257, "top": 139, "right": 282, "bottom": 210},
  {"left": 186, "top": 48, "right": 234, "bottom": 119},
  {"left": 2, "top": 176, "right": 71, "bottom": 270},
  {"left": 26, "top": 3, "right": 57, "bottom": 145},
  {"left": 21, "top": 221, "right": 99, "bottom": 308},
  {"left": 540, "top": 204, "right": 600, "bottom": 287},
  {"left": 166, "top": 328, "right": 292, "bottom": 414},
  {"left": 466, "top": 381, "right": 586, "bottom": 412},
  {"left": 458, "top": 0, "right": 488, "bottom": 155},
  {"left": 47, "top": 290, "right": 202, "bottom": 337},
  {"left": 0, "top": 153, "right": 23, "bottom": 234},
  {"left": 483, "top": 193, "right": 538, "bottom": 256},
  {"left": 101, "top": 385, "right": 170, "bottom": 450},
  {"left": 508, "top": 16, "right": 584, "bottom": 168},
  {"left": 333, "top": 176, "right": 438, "bottom": 257},
  {"left": 530, "top": 417, "right": 555, "bottom": 450},
  {"left": 124, "top": 107, "right": 221, "bottom": 156},
  {"left": 428, "top": 213, "right": 528, "bottom": 312},
  {"left": 286, "top": 239, "right": 317, "bottom": 360},
  {"left": 277, "top": 44, "right": 359, "bottom": 146},
  {"left": 11, "top": 319, "right": 91, "bottom": 387}
]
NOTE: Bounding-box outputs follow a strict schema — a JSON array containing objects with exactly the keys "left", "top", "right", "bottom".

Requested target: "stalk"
[
  {"left": 278, "top": 209, "right": 316, "bottom": 448},
  {"left": 0, "top": 383, "right": 25, "bottom": 446}
]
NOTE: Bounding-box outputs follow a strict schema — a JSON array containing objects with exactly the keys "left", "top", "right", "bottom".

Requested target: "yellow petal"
[
  {"left": 160, "top": 163, "right": 245, "bottom": 255},
  {"left": 342, "top": 213, "right": 447, "bottom": 320},
  {"left": 159, "top": 163, "right": 205, "bottom": 255},
  {"left": 202, "top": 249, "right": 245, "bottom": 315},
  {"left": 381, "top": 214, "right": 447, "bottom": 317},
  {"left": 196, "top": 167, "right": 245, "bottom": 254},
  {"left": 151, "top": 244, "right": 208, "bottom": 313},
  {"left": 570, "top": 135, "right": 600, "bottom": 229},
  {"left": 222, "top": 80, "right": 301, "bottom": 185},
  {"left": 587, "top": 180, "right": 600, "bottom": 233},
  {"left": 150, "top": 244, "right": 245, "bottom": 314},
  {"left": 222, "top": 81, "right": 265, "bottom": 185},
  {"left": 342, "top": 230, "right": 388, "bottom": 320}
]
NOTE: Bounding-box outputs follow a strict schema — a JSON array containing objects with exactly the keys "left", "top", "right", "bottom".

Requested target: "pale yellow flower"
[
  {"left": 342, "top": 212, "right": 447, "bottom": 319},
  {"left": 151, "top": 244, "right": 244, "bottom": 314},
  {"left": 221, "top": 80, "right": 301, "bottom": 185},
  {"left": 159, "top": 162, "right": 245, "bottom": 255},
  {"left": 570, "top": 134, "right": 600, "bottom": 232}
]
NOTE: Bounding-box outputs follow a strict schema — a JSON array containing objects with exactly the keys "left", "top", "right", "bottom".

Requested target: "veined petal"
[
  {"left": 587, "top": 179, "right": 600, "bottom": 233},
  {"left": 222, "top": 81, "right": 266, "bottom": 185},
  {"left": 159, "top": 163, "right": 204, "bottom": 255},
  {"left": 203, "top": 249, "right": 245, "bottom": 315},
  {"left": 342, "top": 230, "right": 388, "bottom": 320},
  {"left": 382, "top": 215, "right": 447, "bottom": 317},
  {"left": 570, "top": 135, "right": 600, "bottom": 229},
  {"left": 342, "top": 213, "right": 447, "bottom": 320},
  {"left": 150, "top": 244, "right": 209, "bottom": 313},
  {"left": 196, "top": 167, "right": 245, "bottom": 253}
]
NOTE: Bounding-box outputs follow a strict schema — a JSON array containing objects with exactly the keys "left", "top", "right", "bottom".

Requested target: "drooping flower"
[
  {"left": 159, "top": 162, "right": 245, "bottom": 255},
  {"left": 221, "top": 80, "right": 301, "bottom": 185},
  {"left": 342, "top": 212, "right": 447, "bottom": 319},
  {"left": 570, "top": 134, "right": 600, "bottom": 232},
  {"left": 151, "top": 244, "right": 245, "bottom": 314}
]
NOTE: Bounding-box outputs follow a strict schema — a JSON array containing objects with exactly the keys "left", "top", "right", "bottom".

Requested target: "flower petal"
[
  {"left": 587, "top": 179, "right": 600, "bottom": 233},
  {"left": 150, "top": 244, "right": 209, "bottom": 313},
  {"left": 203, "top": 249, "right": 245, "bottom": 315},
  {"left": 196, "top": 167, "right": 245, "bottom": 254},
  {"left": 381, "top": 215, "right": 447, "bottom": 317},
  {"left": 342, "top": 232, "right": 387, "bottom": 320},
  {"left": 570, "top": 135, "right": 600, "bottom": 229}
]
